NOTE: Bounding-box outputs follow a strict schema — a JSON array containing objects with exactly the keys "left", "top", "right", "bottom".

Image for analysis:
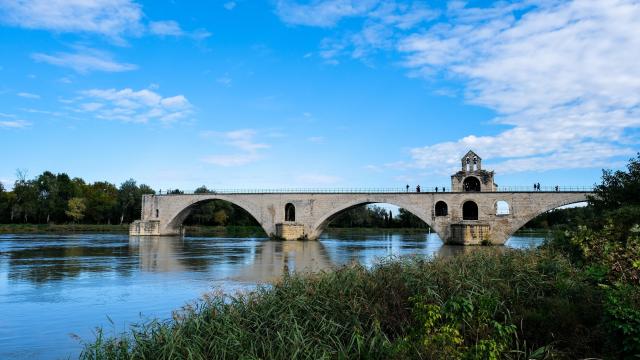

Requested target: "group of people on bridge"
[
  {"left": 405, "top": 185, "right": 446, "bottom": 193},
  {"left": 534, "top": 183, "right": 561, "bottom": 192}
]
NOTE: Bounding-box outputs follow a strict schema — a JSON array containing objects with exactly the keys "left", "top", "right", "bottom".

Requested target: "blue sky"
[{"left": 1, "top": 0, "right": 638, "bottom": 191}]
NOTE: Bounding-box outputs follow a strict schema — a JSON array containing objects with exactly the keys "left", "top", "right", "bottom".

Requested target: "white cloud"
[
  {"left": 17, "top": 92, "right": 40, "bottom": 99},
  {"left": 308, "top": 136, "right": 325, "bottom": 143},
  {"left": 399, "top": 0, "right": 640, "bottom": 174},
  {"left": 277, "top": 0, "right": 640, "bottom": 175},
  {"left": 0, "top": 119, "right": 31, "bottom": 128},
  {"left": 278, "top": 1, "right": 437, "bottom": 62},
  {"left": 224, "top": 1, "right": 236, "bottom": 10},
  {"left": 149, "top": 20, "right": 184, "bottom": 36},
  {"left": 32, "top": 48, "right": 137, "bottom": 73},
  {"left": 0, "top": 0, "right": 208, "bottom": 42},
  {"left": 0, "top": 0, "right": 143, "bottom": 41},
  {"left": 276, "top": 0, "right": 378, "bottom": 27},
  {"left": 76, "top": 88, "right": 192, "bottom": 123},
  {"left": 201, "top": 129, "right": 270, "bottom": 166}
]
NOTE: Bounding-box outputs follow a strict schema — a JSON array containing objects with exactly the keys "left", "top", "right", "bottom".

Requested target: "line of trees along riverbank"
[{"left": 0, "top": 178, "right": 429, "bottom": 229}]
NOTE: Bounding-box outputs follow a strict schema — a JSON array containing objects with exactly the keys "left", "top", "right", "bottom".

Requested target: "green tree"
[
  {"left": 589, "top": 153, "right": 640, "bottom": 240},
  {"left": 65, "top": 197, "right": 86, "bottom": 223},
  {"left": 84, "top": 182, "right": 118, "bottom": 224}
]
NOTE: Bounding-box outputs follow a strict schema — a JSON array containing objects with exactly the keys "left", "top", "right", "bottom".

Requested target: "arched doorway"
[
  {"left": 463, "top": 177, "right": 481, "bottom": 192},
  {"left": 285, "top": 203, "right": 296, "bottom": 222},
  {"left": 435, "top": 201, "right": 448, "bottom": 216},
  {"left": 462, "top": 201, "right": 478, "bottom": 220}
]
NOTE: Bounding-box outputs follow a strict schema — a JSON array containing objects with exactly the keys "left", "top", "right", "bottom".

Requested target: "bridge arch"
[
  {"left": 164, "top": 196, "right": 271, "bottom": 237},
  {"left": 309, "top": 198, "right": 438, "bottom": 240},
  {"left": 508, "top": 198, "right": 589, "bottom": 235}
]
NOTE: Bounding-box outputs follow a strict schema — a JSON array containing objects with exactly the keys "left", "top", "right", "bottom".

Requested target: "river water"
[{"left": 0, "top": 231, "right": 546, "bottom": 359}]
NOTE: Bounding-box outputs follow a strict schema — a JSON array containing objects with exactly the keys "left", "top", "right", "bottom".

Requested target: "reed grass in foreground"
[{"left": 81, "top": 249, "right": 619, "bottom": 359}]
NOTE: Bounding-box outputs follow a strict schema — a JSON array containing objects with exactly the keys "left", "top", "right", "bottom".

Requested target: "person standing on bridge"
[
  {"left": 555, "top": 185, "right": 559, "bottom": 192},
  {"left": 435, "top": 186, "right": 438, "bottom": 192},
  {"left": 416, "top": 185, "right": 421, "bottom": 193},
  {"left": 406, "top": 184, "right": 409, "bottom": 192}
]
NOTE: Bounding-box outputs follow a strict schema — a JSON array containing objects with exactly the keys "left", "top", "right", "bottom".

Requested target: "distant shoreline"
[{"left": 0, "top": 224, "right": 552, "bottom": 237}]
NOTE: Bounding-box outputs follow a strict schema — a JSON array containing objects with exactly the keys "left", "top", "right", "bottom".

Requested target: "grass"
[{"left": 80, "top": 249, "right": 614, "bottom": 359}]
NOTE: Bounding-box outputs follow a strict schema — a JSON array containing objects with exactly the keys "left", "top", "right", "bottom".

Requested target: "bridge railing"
[
  {"left": 156, "top": 186, "right": 594, "bottom": 195},
  {"left": 496, "top": 186, "right": 594, "bottom": 192}
]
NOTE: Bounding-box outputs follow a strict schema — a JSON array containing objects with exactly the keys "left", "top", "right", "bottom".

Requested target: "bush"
[{"left": 81, "top": 250, "right": 611, "bottom": 360}]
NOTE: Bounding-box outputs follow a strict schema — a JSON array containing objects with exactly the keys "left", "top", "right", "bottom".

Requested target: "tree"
[
  {"left": 589, "top": 153, "right": 640, "bottom": 240},
  {"left": 65, "top": 197, "right": 86, "bottom": 223},
  {"left": 84, "top": 182, "right": 118, "bottom": 224}
]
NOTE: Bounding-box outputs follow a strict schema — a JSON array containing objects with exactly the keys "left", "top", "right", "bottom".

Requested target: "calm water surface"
[{"left": 0, "top": 231, "right": 547, "bottom": 359}]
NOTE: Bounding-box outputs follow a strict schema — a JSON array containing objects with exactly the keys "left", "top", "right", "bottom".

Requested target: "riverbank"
[
  {"left": 81, "top": 248, "right": 628, "bottom": 359},
  {"left": 0, "top": 224, "right": 433, "bottom": 237},
  {"left": 0, "top": 223, "right": 130, "bottom": 234}
]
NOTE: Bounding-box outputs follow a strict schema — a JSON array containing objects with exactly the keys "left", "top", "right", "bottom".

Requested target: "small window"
[
  {"left": 285, "top": 203, "right": 295, "bottom": 222},
  {"left": 463, "top": 201, "right": 478, "bottom": 220},
  {"left": 435, "top": 201, "right": 448, "bottom": 216},
  {"left": 156, "top": 209, "right": 159, "bottom": 218},
  {"left": 496, "top": 201, "right": 510, "bottom": 215}
]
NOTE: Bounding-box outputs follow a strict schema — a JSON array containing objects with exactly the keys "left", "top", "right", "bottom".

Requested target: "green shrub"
[{"left": 81, "top": 250, "right": 614, "bottom": 360}]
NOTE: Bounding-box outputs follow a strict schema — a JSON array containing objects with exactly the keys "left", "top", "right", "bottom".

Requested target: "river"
[{"left": 0, "top": 231, "right": 547, "bottom": 359}]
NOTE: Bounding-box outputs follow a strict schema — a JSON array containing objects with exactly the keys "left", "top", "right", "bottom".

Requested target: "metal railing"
[{"left": 156, "top": 186, "right": 594, "bottom": 195}]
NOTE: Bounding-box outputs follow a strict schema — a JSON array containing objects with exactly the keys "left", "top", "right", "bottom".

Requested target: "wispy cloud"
[
  {"left": 0, "top": 0, "right": 144, "bottom": 42},
  {"left": 0, "top": 0, "right": 209, "bottom": 43},
  {"left": 17, "top": 92, "right": 40, "bottom": 99},
  {"left": 278, "top": 1, "right": 437, "bottom": 63},
  {"left": 400, "top": 0, "right": 640, "bottom": 174},
  {"left": 149, "top": 20, "right": 184, "bottom": 36},
  {"left": 32, "top": 47, "right": 137, "bottom": 73},
  {"left": 0, "top": 119, "right": 31, "bottom": 128},
  {"left": 224, "top": 1, "right": 236, "bottom": 11},
  {"left": 74, "top": 88, "right": 192, "bottom": 123},
  {"left": 276, "top": 0, "right": 378, "bottom": 27},
  {"left": 276, "top": 0, "right": 640, "bottom": 175},
  {"left": 308, "top": 136, "right": 325, "bottom": 144},
  {"left": 201, "top": 129, "right": 271, "bottom": 166}
]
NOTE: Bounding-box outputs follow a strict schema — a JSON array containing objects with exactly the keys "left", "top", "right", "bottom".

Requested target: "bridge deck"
[{"left": 156, "top": 187, "right": 593, "bottom": 195}]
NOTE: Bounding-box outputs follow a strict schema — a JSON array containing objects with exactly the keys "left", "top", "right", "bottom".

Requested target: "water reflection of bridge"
[{"left": 129, "top": 234, "right": 545, "bottom": 282}]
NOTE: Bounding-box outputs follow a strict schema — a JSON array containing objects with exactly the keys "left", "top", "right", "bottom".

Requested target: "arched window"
[
  {"left": 463, "top": 201, "right": 478, "bottom": 220},
  {"left": 463, "top": 176, "right": 481, "bottom": 192},
  {"left": 435, "top": 201, "right": 448, "bottom": 216},
  {"left": 285, "top": 203, "right": 295, "bottom": 222},
  {"left": 496, "top": 201, "right": 510, "bottom": 215}
]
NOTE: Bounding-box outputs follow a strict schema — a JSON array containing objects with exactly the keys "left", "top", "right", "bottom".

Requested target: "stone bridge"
[
  {"left": 130, "top": 190, "right": 589, "bottom": 245},
  {"left": 129, "top": 151, "right": 593, "bottom": 245}
]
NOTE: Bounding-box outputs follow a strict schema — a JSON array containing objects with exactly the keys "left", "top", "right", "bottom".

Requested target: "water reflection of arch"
[
  {"left": 130, "top": 236, "right": 186, "bottom": 272},
  {"left": 235, "top": 240, "right": 333, "bottom": 283}
]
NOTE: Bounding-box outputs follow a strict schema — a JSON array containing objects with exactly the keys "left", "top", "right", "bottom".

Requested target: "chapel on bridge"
[{"left": 450, "top": 150, "right": 497, "bottom": 192}]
